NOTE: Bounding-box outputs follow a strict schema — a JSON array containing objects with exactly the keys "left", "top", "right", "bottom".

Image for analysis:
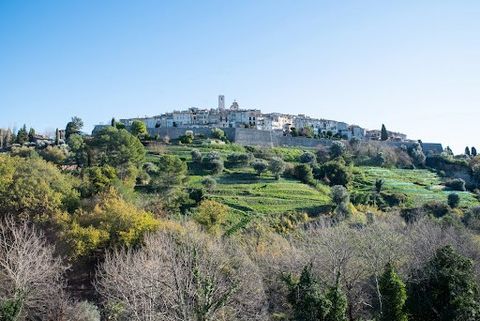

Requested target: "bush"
[
  {"left": 39, "top": 146, "right": 69, "bottom": 164},
  {"left": 423, "top": 201, "right": 450, "bottom": 218},
  {"left": 299, "top": 151, "right": 316, "bottom": 164},
  {"left": 252, "top": 159, "right": 268, "bottom": 176},
  {"left": 294, "top": 164, "right": 315, "bottom": 185},
  {"left": 445, "top": 178, "right": 466, "bottom": 191},
  {"left": 314, "top": 161, "right": 351, "bottom": 186},
  {"left": 448, "top": 193, "right": 460, "bottom": 208}
]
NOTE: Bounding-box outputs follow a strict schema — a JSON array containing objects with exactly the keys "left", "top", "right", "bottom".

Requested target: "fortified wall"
[{"left": 148, "top": 127, "right": 443, "bottom": 153}]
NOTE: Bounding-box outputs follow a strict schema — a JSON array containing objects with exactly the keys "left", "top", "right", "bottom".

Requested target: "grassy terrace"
[{"left": 354, "top": 166, "right": 479, "bottom": 207}]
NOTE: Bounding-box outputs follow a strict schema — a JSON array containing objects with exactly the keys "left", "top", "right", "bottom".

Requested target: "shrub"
[
  {"left": 423, "top": 201, "right": 450, "bottom": 218},
  {"left": 252, "top": 159, "right": 268, "bottom": 176},
  {"left": 316, "top": 145, "right": 331, "bottom": 163},
  {"left": 39, "top": 146, "right": 69, "bottom": 164},
  {"left": 448, "top": 193, "right": 460, "bottom": 208},
  {"left": 445, "top": 178, "right": 466, "bottom": 191},
  {"left": 294, "top": 164, "right": 315, "bottom": 185}
]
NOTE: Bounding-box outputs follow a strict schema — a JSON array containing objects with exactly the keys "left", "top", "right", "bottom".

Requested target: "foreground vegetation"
[{"left": 1, "top": 118, "right": 480, "bottom": 320}]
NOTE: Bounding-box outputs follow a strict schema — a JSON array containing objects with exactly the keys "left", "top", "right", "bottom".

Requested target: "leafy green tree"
[
  {"left": 314, "top": 161, "right": 351, "bottom": 186},
  {"left": 147, "top": 154, "right": 187, "bottom": 193},
  {"left": 65, "top": 116, "right": 84, "bottom": 139},
  {"left": 67, "top": 133, "right": 87, "bottom": 166},
  {"left": 379, "top": 263, "right": 408, "bottom": 321},
  {"left": 80, "top": 165, "right": 118, "bottom": 196},
  {"left": 447, "top": 193, "right": 460, "bottom": 209},
  {"left": 89, "top": 126, "right": 145, "bottom": 168},
  {"left": 300, "top": 151, "right": 317, "bottom": 164},
  {"left": 269, "top": 157, "right": 286, "bottom": 180},
  {"left": 381, "top": 124, "right": 389, "bottom": 141},
  {"left": 193, "top": 199, "right": 228, "bottom": 235},
  {"left": 252, "top": 159, "right": 268, "bottom": 176},
  {"left": 129, "top": 120, "right": 148, "bottom": 137},
  {"left": 329, "top": 141, "right": 346, "bottom": 159},
  {"left": 284, "top": 264, "right": 332, "bottom": 321},
  {"left": 0, "top": 155, "right": 79, "bottom": 219},
  {"left": 331, "top": 185, "right": 351, "bottom": 220},
  {"left": 294, "top": 164, "right": 315, "bottom": 185},
  {"left": 407, "top": 245, "right": 480, "bottom": 321}
]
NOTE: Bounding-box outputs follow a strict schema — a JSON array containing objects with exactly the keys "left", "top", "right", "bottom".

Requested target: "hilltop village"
[
  {"left": 91, "top": 95, "right": 442, "bottom": 153},
  {"left": 111, "top": 95, "right": 406, "bottom": 141}
]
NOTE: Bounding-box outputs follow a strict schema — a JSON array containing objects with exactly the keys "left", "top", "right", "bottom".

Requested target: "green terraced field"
[
  {"left": 354, "top": 166, "right": 479, "bottom": 207},
  {"left": 189, "top": 172, "right": 331, "bottom": 216}
]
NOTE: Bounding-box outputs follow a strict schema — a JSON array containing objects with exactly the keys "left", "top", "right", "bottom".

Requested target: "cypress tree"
[
  {"left": 380, "top": 124, "right": 389, "bottom": 141},
  {"left": 465, "top": 146, "right": 471, "bottom": 156},
  {"left": 379, "top": 263, "right": 407, "bottom": 321},
  {"left": 472, "top": 147, "right": 477, "bottom": 157}
]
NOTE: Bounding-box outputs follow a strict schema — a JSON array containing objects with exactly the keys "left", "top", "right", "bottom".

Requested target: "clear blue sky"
[{"left": 1, "top": 0, "right": 479, "bottom": 153}]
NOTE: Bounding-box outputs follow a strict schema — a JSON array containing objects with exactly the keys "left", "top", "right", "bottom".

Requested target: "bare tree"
[
  {"left": 0, "top": 216, "right": 68, "bottom": 320},
  {"left": 96, "top": 229, "right": 268, "bottom": 321}
]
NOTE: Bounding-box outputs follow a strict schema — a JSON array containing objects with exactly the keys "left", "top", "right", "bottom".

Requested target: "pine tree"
[
  {"left": 381, "top": 124, "right": 389, "bottom": 141},
  {"left": 379, "top": 263, "right": 407, "bottom": 321},
  {"left": 465, "top": 146, "right": 471, "bottom": 156}
]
